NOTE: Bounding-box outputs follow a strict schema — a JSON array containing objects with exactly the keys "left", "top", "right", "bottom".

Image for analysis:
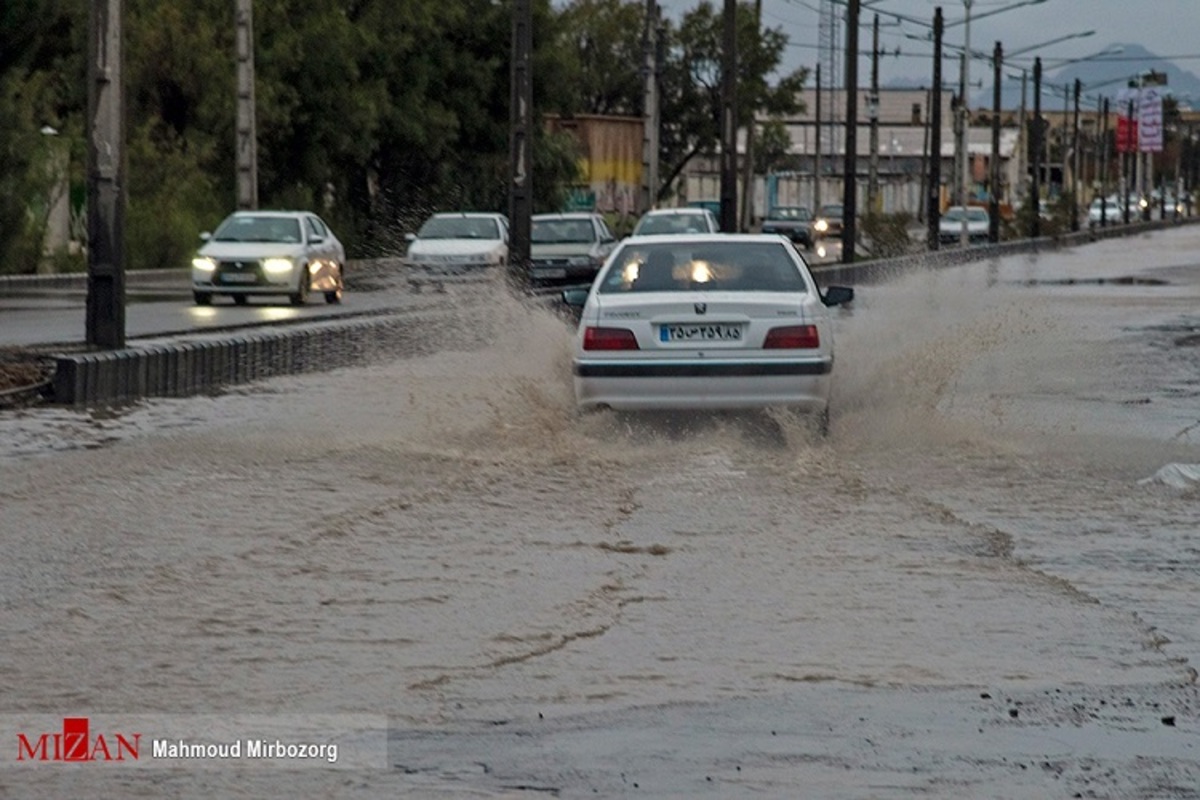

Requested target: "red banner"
[{"left": 1116, "top": 115, "right": 1139, "bottom": 154}]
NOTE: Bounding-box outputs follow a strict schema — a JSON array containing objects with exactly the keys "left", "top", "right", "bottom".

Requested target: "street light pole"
[
  {"left": 719, "top": 0, "right": 738, "bottom": 232},
  {"left": 1071, "top": 77, "right": 1081, "bottom": 231}
]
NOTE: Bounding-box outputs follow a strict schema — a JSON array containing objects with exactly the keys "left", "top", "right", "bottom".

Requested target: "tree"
[{"left": 656, "top": 1, "right": 805, "bottom": 201}]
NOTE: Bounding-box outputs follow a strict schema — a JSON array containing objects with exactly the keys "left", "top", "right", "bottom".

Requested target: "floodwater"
[{"left": 1, "top": 229, "right": 1199, "bottom": 798}]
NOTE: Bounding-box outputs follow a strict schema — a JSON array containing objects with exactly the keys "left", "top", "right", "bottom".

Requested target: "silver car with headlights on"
[
  {"left": 530, "top": 212, "right": 618, "bottom": 286},
  {"left": 561, "top": 234, "right": 854, "bottom": 424},
  {"left": 191, "top": 210, "right": 345, "bottom": 306}
]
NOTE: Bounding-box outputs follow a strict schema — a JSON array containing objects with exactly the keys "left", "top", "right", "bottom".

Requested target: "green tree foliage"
[
  {"left": 1, "top": 0, "right": 803, "bottom": 272},
  {"left": 656, "top": 1, "right": 805, "bottom": 201}
]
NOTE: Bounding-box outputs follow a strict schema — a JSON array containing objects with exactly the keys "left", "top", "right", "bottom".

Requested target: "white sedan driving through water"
[{"left": 561, "top": 234, "right": 854, "bottom": 428}]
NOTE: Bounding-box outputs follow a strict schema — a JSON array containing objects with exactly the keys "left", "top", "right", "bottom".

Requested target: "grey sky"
[{"left": 662, "top": 0, "right": 1200, "bottom": 90}]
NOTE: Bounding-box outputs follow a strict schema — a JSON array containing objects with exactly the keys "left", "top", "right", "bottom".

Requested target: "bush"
[{"left": 860, "top": 211, "right": 916, "bottom": 259}]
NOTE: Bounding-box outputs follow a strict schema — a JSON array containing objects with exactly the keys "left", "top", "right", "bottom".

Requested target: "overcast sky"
[{"left": 660, "top": 0, "right": 1200, "bottom": 94}]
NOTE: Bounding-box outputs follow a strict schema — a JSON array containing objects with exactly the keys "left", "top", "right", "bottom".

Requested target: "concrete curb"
[{"left": 50, "top": 315, "right": 416, "bottom": 407}]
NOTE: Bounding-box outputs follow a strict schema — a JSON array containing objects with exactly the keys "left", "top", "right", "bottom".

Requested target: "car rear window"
[
  {"left": 597, "top": 241, "right": 808, "bottom": 294},
  {"left": 419, "top": 216, "right": 500, "bottom": 239},
  {"left": 634, "top": 214, "right": 712, "bottom": 235}
]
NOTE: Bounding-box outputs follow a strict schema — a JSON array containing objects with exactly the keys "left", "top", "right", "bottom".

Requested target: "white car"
[
  {"left": 530, "top": 212, "right": 618, "bottom": 285},
  {"left": 631, "top": 207, "right": 721, "bottom": 236},
  {"left": 938, "top": 205, "right": 990, "bottom": 245},
  {"left": 561, "top": 234, "right": 854, "bottom": 426},
  {"left": 1088, "top": 196, "right": 1127, "bottom": 226},
  {"left": 191, "top": 210, "right": 345, "bottom": 306},
  {"left": 404, "top": 212, "right": 509, "bottom": 271}
]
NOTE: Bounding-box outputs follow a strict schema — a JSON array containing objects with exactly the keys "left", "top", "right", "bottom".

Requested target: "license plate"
[
  {"left": 221, "top": 273, "right": 257, "bottom": 284},
  {"left": 659, "top": 323, "right": 743, "bottom": 342}
]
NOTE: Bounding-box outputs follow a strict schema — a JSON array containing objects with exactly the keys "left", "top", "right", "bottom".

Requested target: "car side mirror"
[
  {"left": 309, "top": 234, "right": 325, "bottom": 244},
  {"left": 199, "top": 232, "right": 212, "bottom": 242},
  {"left": 561, "top": 288, "right": 589, "bottom": 307},
  {"left": 404, "top": 232, "right": 417, "bottom": 243},
  {"left": 821, "top": 285, "right": 854, "bottom": 307}
]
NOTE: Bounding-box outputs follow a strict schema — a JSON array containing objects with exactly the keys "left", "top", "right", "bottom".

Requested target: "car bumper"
[
  {"left": 529, "top": 263, "right": 599, "bottom": 285},
  {"left": 573, "top": 358, "right": 832, "bottom": 411}
]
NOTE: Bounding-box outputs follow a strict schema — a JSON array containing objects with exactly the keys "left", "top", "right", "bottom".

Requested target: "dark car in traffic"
[{"left": 761, "top": 206, "right": 814, "bottom": 249}]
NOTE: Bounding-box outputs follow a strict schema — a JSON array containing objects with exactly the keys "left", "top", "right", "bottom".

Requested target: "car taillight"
[
  {"left": 763, "top": 324, "right": 819, "bottom": 349},
  {"left": 583, "top": 326, "right": 639, "bottom": 350}
]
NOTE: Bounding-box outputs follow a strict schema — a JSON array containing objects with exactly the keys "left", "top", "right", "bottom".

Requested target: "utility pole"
[
  {"left": 958, "top": 0, "right": 973, "bottom": 247},
  {"left": 1100, "top": 97, "right": 1109, "bottom": 226},
  {"left": 814, "top": 63, "right": 822, "bottom": 211},
  {"left": 1124, "top": 94, "right": 1134, "bottom": 224},
  {"left": 927, "top": 7, "right": 943, "bottom": 250},
  {"left": 1030, "top": 56, "right": 1042, "bottom": 239},
  {"left": 1071, "top": 77, "right": 1081, "bottom": 231},
  {"left": 840, "top": 0, "right": 859, "bottom": 263},
  {"left": 719, "top": 0, "right": 738, "bottom": 232},
  {"left": 509, "top": 0, "right": 533, "bottom": 287},
  {"left": 235, "top": 0, "right": 258, "bottom": 211},
  {"left": 989, "top": 41, "right": 1001, "bottom": 243},
  {"left": 867, "top": 13, "right": 880, "bottom": 216},
  {"left": 740, "top": 0, "right": 763, "bottom": 231},
  {"left": 641, "top": 0, "right": 660, "bottom": 212},
  {"left": 86, "top": 0, "right": 125, "bottom": 349}
]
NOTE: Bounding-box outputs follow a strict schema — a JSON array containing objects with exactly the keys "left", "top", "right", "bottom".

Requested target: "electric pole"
[
  {"left": 1031, "top": 56, "right": 1042, "bottom": 238},
  {"left": 841, "top": 0, "right": 859, "bottom": 263},
  {"left": 86, "top": 0, "right": 125, "bottom": 349},
  {"left": 814, "top": 63, "right": 822, "bottom": 211},
  {"left": 509, "top": 0, "right": 533, "bottom": 286},
  {"left": 740, "top": 0, "right": 763, "bottom": 231},
  {"left": 719, "top": 0, "right": 738, "bottom": 232},
  {"left": 867, "top": 13, "right": 880, "bottom": 216},
  {"left": 927, "top": 7, "right": 943, "bottom": 250},
  {"left": 235, "top": 0, "right": 258, "bottom": 210},
  {"left": 641, "top": 0, "right": 660, "bottom": 213},
  {"left": 989, "top": 41, "right": 1001, "bottom": 243}
]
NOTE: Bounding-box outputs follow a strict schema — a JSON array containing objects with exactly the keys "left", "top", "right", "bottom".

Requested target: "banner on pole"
[
  {"left": 1137, "top": 87, "right": 1163, "bottom": 153},
  {"left": 1115, "top": 115, "right": 1138, "bottom": 153}
]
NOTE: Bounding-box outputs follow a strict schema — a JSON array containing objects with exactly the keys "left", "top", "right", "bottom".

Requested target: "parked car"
[
  {"left": 938, "top": 205, "right": 990, "bottom": 245},
  {"left": 559, "top": 233, "right": 854, "bottom": 431},
  {"left": 761, "top": 206, "right": 814, "bottom": 249},
  {"left": 811, "top": 204, "right": 845, "bottom": 240},
  {"left": 529, "top": 212, "right": 618, "bottom": 286},
  {"left": 191, "top": 210, "right": 345, "bottom": 306},
  {"left": 404, "top": 212, "right": 509, "bottom": 270},
  {"left": 631, "top": 207, "right": 720, "bottom": 236}
]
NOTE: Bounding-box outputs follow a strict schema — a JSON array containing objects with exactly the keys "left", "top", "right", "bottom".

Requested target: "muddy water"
[{"left": 1, "top": 230, "right": 1199, "bottom": 797}]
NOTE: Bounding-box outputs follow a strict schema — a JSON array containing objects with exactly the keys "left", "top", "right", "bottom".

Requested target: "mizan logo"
[
  {"left": 694, "top": 302, "right": 707, "bottom": 315},
  {"left": 17, "top": 717, "right": 141, "bottom": 762}
]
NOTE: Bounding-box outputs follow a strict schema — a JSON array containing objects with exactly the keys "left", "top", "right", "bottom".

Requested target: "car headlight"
[
  {"left": 192, "top": 256, "right": 216, "bottom": 272},
  {"left": 263, "top": 257, "right": 294, "bottom": 274},
  {"left": 814, "top": 219, "right": 829, "bottom": 233}
]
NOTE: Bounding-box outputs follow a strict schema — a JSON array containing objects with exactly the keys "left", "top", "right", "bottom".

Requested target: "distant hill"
[{"left": 972, "top": 43, "right": 1200, "bottom": 111}]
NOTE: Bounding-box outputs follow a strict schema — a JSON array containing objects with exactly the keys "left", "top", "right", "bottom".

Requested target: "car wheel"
[
  {"left": 232, "top": 294, "right": 249, "bottom": 306},
  {"left": 289, "top": 270, "right": 310, "bottom": 306},
  {"left": 193, "top": 291, "right": 212, "bottom": 306},
  {"left": 815, "top": 406, "right": 831, "bottom": 438}
]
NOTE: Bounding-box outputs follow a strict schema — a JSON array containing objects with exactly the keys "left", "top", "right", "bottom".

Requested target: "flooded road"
[{"left": 1, "top": 229, "right": 1199, "bottom": 798}]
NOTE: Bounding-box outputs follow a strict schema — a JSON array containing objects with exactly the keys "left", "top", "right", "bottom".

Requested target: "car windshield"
[
  {"left": 531, "top": 219, "right": 595, "bottom": 244},
  {"left": 418, "top": 216, "right": 500, "bottom": 240},
  {"left": 942, "top": 208, "right": 987, "bottom": 222},
  {"left": 213, "top": 215, "right": 302, "bottom": 244},
  {"left": 769, "top": 207, "right": 811, "bottom": 221},
  {"left": 597, "top": 241, "right": 807, "bottom": 294},
  {"left": 818, "top": 205, "right": 843, "bottom": 218},
  {"left": 634, "top": 214, "right": 711, "bottom": 235}
]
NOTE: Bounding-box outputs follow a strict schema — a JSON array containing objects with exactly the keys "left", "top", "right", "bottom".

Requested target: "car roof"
[
  {"left": 620, "top": 233, "right": 793, "bottom": 245},
  {"left": 228, "top": 210, "right": 311, "bottom": 217},
  {"left": 641, "top": 207, "right": 711, "bottom": 216},
  {"left": 532, "top": 212, "right": 600, "bottom": 220},
  {"left": 428, "top": 211, "right": 507, "bottom": 220}
]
